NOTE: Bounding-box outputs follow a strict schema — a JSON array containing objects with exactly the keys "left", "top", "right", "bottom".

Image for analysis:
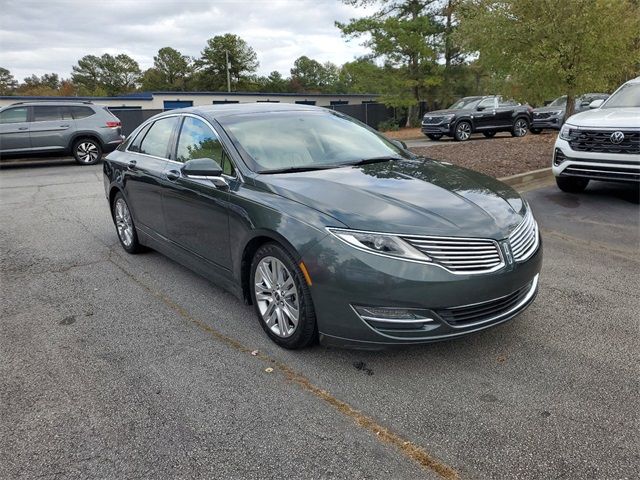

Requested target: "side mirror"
[
  {"left": 182, "top": 158, "right": 223, "bottom": 177},
  {"left": 476, "top": 105, "right": 486, "bottom": 111},
  {"left": 181, "top": 158, "right": 228, "bottom": 188},
  {"left": 390, "top": 139, "right": 408, "bottom": 150},
  {"left": 580, "top": 100, "right": 590, "bottom": 107},
  {"left": 589, "top": 99, "right": 604, "bottom": 109}
]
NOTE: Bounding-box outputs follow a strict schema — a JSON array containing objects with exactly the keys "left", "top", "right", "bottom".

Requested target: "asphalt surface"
[{"left": 1, "top": 158, "right": 639, "bottom": 479}]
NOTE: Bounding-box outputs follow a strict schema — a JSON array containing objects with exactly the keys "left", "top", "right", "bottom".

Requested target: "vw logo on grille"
[{"left": 610, "top": 131, "right": 625, "bottom": 144}]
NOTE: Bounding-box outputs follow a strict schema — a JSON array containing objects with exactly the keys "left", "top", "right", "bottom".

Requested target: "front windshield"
[
  {"left": 601, "top": 83, "right": 640, "bottom": 108},
  {"left": 448, "top": 97, "right": 481, "bottom": 110},
  {"left": 221, "top": 111, "right": 411, "bottom": 173},
  {"left": 549, "top": 96, "right": 567, "bottom": 108}
]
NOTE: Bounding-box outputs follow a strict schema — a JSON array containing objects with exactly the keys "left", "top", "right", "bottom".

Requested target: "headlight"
[
  {"left": 441, "top": 114, "right": 455, "bottom": 122},
  {"left": 548, "top": 110, "right": 563, "bottom": 116},
  {"left": 559, "top": 123, "right": 575, "bottom": 141},
  {"left": 327, "top": 228, "right": 431, "bottom": 262}
]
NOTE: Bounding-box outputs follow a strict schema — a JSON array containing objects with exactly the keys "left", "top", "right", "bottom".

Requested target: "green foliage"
[
  {"left": 457, "top": 0, "right": 640, "bottom": 113},
  {"left": 196, "top": 34, "right": 259, "bottom": 90},
  {"left": 141, "top": 47, "right": 193, "bottom": 91},
  {"left": 71, "top": 53, "right": 141, "bottom": 95},
  {"left": 290, "top": 56, "right": 340, "bottom": 92},
  {"left": 377, "top": 118, "right": 400, "bottom": 131},
  {"left": 0, "top": 67, "right": 18, "bottom": 95}
]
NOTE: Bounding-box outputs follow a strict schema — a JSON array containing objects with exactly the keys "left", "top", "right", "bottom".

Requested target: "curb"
[{"left": 499, "top": 167, "right": 553, "bottom": 187}]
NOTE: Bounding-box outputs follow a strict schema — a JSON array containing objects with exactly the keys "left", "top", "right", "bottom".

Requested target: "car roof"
[
  {"left": 167, "top": 102, "right": 326, "bottom": 120},
  {"left": 5, "top": 100, "right": 98, "bottom": 107},
  {"left": 625, "top": 76, "right": 640, "bottom": 85}
]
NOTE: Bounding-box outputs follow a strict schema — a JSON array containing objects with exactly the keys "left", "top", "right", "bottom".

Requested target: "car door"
[
  {"left": 495, "top": 98, "right": 518, "bottom": 127},
  {"left": 161, "top": 115, "right": 233, "bottom": 270},
  {"left": 123, "top": 115, "right": 180, "bottom": 237},
  {"left": 0, "top": 106, "right": 31, "bottom": 153},
  {"left": 474, "top": 97, "right": 498, "bottom": 129},
  {"left": 29, "top": 105, "right": 76, "bottom": 151}
]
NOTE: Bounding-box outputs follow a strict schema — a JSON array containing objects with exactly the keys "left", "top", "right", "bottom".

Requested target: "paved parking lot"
[{"left": 1, "top": 160, "right": 638, "bottom": 479}]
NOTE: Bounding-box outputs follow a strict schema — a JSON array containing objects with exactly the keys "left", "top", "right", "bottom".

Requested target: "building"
[{"left": 0, "top": 91, "right": 380, "bottom": 109}]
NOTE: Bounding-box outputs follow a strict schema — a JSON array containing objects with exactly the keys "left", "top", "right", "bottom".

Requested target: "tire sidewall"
[
  {"left": 73, "top": 138, "right": 102, "bottom": 165},
  {"left": 112, "top": 192, "right": 141, "bottom": 253},
  {"left": 454, "top": 121, "right": 471, "bottom": 141},
  {"left": 512, "top": 118, "right": 529, "bottom": 137},
  {"left": 249, "top": 242, "right": 317, "bottom": 349}
]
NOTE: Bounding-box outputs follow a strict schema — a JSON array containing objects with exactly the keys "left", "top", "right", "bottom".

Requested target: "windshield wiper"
[
  {"left": 259, "top": 164, "right": 341, "bottom": 174},
  {"left": 346, "top": 156, "right": 403, "bottom": 166}
]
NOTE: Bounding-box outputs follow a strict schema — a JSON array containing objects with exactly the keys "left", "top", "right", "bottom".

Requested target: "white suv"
[{"left": 553, "top": 77, "right": 640, "bottom": 192}]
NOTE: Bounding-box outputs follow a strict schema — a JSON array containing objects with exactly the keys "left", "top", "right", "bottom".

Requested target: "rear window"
[
  {"left": 0, "top": 107, "right": 28, "bottom": 124},
  {"left": 70, "top": 106, "right": 95, "bottom": 119},
  {"left": 138, "top": 117, "right": 180, "bottom": 158},
  {"left": 33, "top": 106, "right": 73, "bottom": 121}
]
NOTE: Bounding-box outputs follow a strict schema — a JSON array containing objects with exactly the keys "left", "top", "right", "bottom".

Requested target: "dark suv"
[
  {"left": 0, "top": 101, "right": 124, "bottom": 164},
  {"left": 530, "top": 93, "right": 609, "bottom": 133},
  {"left": 421, "top": 96, "right": 533, "bottom": 141}
]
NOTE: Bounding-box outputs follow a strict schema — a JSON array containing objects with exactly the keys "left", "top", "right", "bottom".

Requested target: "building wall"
[{"left": 0, "top": 92, "right": 379, "bottom": 109}]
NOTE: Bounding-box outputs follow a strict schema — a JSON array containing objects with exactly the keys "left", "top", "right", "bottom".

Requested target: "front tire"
[
  {"left": 511, "top": 118, "right": 529, "bottom": 137},
  {"left": 72, "top": 138, "right": 102, "bottom": 165},
  {"left": 250, "top": 242, "right": 317, "bottom": 349},
  {"left": 454, "top": 121, "right": 472, "bottom": 141},
  {"left": 426, "top": 134, "right": 442, "bottom": 141},
  {"left": 112, "top": 192, "right": 144, "bottom": 253},
  {"left": 556, "top": 176, "right": 589, "bottom": 193}
]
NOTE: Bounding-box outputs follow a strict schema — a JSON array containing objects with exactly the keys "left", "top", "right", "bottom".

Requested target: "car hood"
[
  {"left": 533, "top": 105, "right": 565, "bottom": 114},
  {"left": 423, "top": 108, "right": 467, "bottom": 117},
  {"left": 567, "top": 107, "right": 640, "bottom": 128},
  {"left": 256, "top": 160, "right": 526, "bottom": 239}
]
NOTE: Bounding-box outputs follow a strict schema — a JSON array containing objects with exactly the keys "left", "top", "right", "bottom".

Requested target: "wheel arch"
[
  {"left": 239, "top": 230, "right": 303, "bottom": 305},
  {"left": 69, "top": 131, "right": 104, "bottom": 150}
]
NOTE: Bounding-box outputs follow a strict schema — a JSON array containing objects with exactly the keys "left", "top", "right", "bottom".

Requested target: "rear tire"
[
  {"left": 426, "top": 134, "right": 442, "bottom": 141},
  {"left": 483, "top": 131, "right": 496, "bottom": 138},
  {"left": 112, "top": 192, "right": 144, "bottom": 253},
  {"left": 511, "top": 118, "right": 529, "bottom": 137},
  {"left": 556, "top": 176, "right": 589, "bottom": 193},
  {"left": 454, "top": 121, "right": 472, "bottom": 141},
  {"left": 250, "top": 242, "right": 317, "bottom": 349},
  {"left": 72, "top": 138, "right": 102, "bottom": 165},
  {"left": 530, "top": 127, "right": 542, "bottom": 134}
]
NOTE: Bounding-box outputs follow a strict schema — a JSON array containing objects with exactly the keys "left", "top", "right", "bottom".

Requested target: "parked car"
[
  {"left": 421, "top": 95, "right": 532, "bottom": 141},
  {"left": 104, "top": 103, "right": 541, "bottom": 349},
  {"left": 0, "top": 101, "right": 124, "bottom": 164},
  {"left": 530, "top": 93, "right": 609, "bottom": 133},
  {"left": 553, "top": 77, "right": 640, "bottom": 192}
]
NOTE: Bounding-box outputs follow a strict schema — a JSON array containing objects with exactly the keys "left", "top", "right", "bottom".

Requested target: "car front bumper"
[
  {"left": 552, "top": 138, "right": 640, "bottom": 183},
  {"left": 531, "top": 117, "right": 562, "bottom": 130},
  {"left": 421, "top": 122, "right": 454, "bottom": 136},
  {"left": 303, "top": 233, "right": 543, "bottom": 348}
]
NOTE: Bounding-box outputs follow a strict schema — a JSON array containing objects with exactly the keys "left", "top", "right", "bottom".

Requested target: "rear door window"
[
  {"left": 138, "top": 116, "right": 180, "bottom": 158},
  {"left": 33, "top": 106, "right": 64, "bottom": 122},
  {"left": 0, "top": 107, "right": 28, "bottom": 124}
]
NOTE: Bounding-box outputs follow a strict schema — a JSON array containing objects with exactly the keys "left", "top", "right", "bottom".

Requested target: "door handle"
[
  {"left": 18, "top": 127, "right": 28, "bottom": 131},
  {"left": 127, "top": 160, "right": 137, "bottom": 170},
  {"left": 166, "top": 169, "right": 180, "bottom": 181},
  {"left": 60, "top": 124, "right": 70, "bottom": 128}
]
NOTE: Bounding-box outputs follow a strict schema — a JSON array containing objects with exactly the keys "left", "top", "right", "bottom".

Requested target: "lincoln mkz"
[{"left": 103, "top": 104, "right": 542, "bottom": 349}]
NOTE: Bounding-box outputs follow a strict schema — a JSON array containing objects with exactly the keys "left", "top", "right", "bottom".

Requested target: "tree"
[
  {"left": 72, "top": 53, "right": 141, "bottom": 95},
  {"left": 17, "top": 73, "right": 62, "bottom": 95},
  {"left": 196, "top": 34, "right": 259, "bottom": 90},
  {"left": 457, "top": 0, "right": 640, "bottom": 118},
  {"left": 263, "top": 71, "right": 290, "bottom": 92},
  {"left": 0, "top": 67, "right": 18, "bottom": 95},
  {"left": 337, "top": 0, "right": 443, "bottom": 125},
  {"left": 142, "top": 47, "right": 193, "bottom": 91}
]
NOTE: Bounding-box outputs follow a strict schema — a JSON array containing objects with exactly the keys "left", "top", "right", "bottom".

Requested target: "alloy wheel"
[
  {"left": 254, "top": 256, "right": 299, "bottom": 338},
  {"left": 514, "top": 119, "right": 528, "bottom": 137},
  {"left": 76, "top": 141, "right": 99, "bottom": 163},
  {"left": 456, "top": 122, "right": 471, "bottom": 141},
  {"left": 114, "top": 198, "right": 134, "bottom": 247}
]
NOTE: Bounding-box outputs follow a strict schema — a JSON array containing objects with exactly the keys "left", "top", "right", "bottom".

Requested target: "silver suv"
[{"left": 0, "top": 101, "right": 124, "bottom": 165}]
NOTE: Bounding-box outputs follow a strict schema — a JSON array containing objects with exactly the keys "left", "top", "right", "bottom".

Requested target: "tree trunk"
[{"left": 565, "top": 91, "right": 576, "bottom": 122}]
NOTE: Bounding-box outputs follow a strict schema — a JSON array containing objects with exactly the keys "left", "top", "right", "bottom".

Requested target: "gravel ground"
[{"left": 409, "top": 132, "right": 556, "bottom": 178}]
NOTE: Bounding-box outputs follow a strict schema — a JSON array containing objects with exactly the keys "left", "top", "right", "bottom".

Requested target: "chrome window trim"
[
  {"left": 326, "top": 227, "right": 506, "bottom": 275},
  {"left": 126, "top": 112, "right": 242, "bottom": 182}
]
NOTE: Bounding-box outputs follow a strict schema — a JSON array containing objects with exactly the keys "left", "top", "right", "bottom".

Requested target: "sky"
[{"left": 0, "top": 0, "right": 375, "bottom": 82}]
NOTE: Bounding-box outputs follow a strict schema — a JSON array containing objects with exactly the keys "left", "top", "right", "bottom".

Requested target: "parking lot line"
[{"left": 107, "top": 252, "right": 460, "bottom": 480}]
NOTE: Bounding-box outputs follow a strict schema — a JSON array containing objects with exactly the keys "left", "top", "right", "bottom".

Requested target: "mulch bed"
[{"left": 409, "top": 132, "right": 556, "bottom": 178}]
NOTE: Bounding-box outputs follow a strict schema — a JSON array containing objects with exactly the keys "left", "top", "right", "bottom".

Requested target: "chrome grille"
[
  {"left": 509, "top": 210, "right": 539, "bottom": 262},
  {"left": 401, "top": 235, "right": 503, "bottom": 274},
  {"left": 534, "top": 112, "right": 552, "bottom": 119},
  {"left": 422, "top": 115, "right": 445, "bottom": 124},
  {"left": 568, "top": 129, "right": 640, "bottom": 154}
]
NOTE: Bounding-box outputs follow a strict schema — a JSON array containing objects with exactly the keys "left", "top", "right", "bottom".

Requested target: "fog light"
[{"left": 553, "top": 148, "right": 566, "bottom": 166}]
